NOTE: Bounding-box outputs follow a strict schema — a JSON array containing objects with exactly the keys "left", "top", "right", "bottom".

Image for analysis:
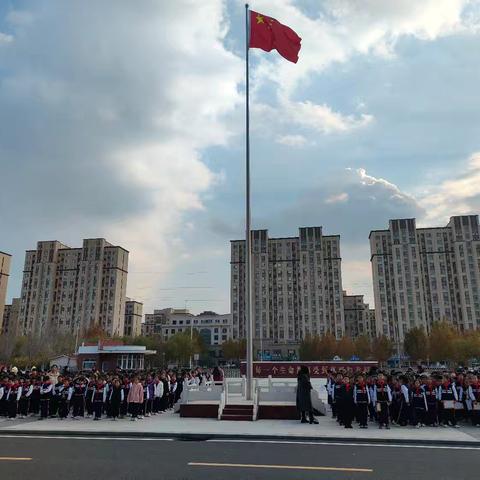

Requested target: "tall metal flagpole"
[{"left": 245, "top": 3, "right": 253, "bottom": 401}]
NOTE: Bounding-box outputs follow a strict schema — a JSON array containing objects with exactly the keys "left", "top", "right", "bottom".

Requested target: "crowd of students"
[
  {"left": 0, "top": 366, "right": 224, "bottom": 421},
  {"left": 325, "top": 367, "right": 480, "bottom": 429}
]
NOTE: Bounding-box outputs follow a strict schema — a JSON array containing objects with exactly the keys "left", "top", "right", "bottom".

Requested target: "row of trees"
[
  {"left": 299, "top": 333, "right": 393, "bottom": 362},
  {"left": 0, "top": 326, "right": 209, "bottom": 369},
  {"left": 404, "top": 322, "right": 480, "bottom": 365}
]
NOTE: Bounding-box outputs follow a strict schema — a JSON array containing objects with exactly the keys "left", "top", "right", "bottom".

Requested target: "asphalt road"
[{"left": 0, "top": 436, "right": 479, "bottom": 480}]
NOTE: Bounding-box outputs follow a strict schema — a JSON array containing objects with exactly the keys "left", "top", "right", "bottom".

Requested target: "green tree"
[
  {"left": 222, "top": 339, "right": 247, "bottom": 361},
  {"left": 403, "top": 327, "right": 428, "bottom": 361},
  {"left": 354, "top": 335, "right": 372, "bottom": 360},
  {"left": 165, "top": 330, "right": 206, "bottom": 365},
  {"left": 371, "top": 335, "right": 393, "bottom": 363}
]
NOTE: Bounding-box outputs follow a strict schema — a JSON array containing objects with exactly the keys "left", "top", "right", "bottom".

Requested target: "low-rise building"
[{"left": 76, "top": 341, "right": 156, "bottom": 371}]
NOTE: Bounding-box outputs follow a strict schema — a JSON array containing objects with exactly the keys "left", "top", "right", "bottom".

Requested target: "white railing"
[
  {"left": 225, "top": 376, "right": 246, "bottom": 397},
  {"left": 181, "top": 382, "right": 223, "bottom": 404},
  {"left": 218, "top": 387, "right": 226, "bottom": 420},
  {"left": 252, "top": 381, "right": 259, "bottom": 421}
]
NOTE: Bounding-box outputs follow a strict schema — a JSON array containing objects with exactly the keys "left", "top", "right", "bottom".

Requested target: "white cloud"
[
  {"left": 0, "top": 1, "right": 243, "bottom": 313},
  {"left": 275, "top": 134, "right": 308, "bottom": 147},
  {"left": 252, "top": 0, "right": 479, "bottom": 93},
  {"left": 286, "top": 100, "right": 373, "bottom": 134},
  {"left": 419, "top": 152, "right": 480, "bottom": 225},
  {"left": 325, "top": 192, "right": 349, "bottom": 204},
  {"left": 0, "top": 32, "right": 13, "bottom": 44}
]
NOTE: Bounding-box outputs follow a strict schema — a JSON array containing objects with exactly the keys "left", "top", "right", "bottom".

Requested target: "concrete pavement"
[{"left": 1, "top": 411, "right": 479, "bottom": 445}]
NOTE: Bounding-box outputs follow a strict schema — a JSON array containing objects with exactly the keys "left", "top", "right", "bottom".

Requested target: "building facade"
[
  {"left": 231, "top": 227, "right": 345, "bottom": 353},
  {"left": 142, "top": 308, "right": 232, "bottom": 347},
  {"left": 18, "top": 239, "right": 128, "bottom": 337},
  {"left": 2, "top": 298, "right": 20, "bottom": 336},
  {"left": 343, "top": 292, "right": 376, "bottom": 339},
  {"left": 370, "top": 216, "right": 480, "bottom": 342},
  {"left": 124, "top": 299, "right": 143, "bottom": 337},
  {"left": 0, "top": 251, "right": 11, "bottom": 333}
]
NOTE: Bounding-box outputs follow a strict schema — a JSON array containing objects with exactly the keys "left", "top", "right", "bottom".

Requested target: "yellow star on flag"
[{"left": 256, "top": 14, "right": 264, "bottom": 24}]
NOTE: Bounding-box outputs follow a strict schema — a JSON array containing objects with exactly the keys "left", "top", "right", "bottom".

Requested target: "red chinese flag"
[{"left": 249, "top": 10, "right": 301, "bottom": 63}]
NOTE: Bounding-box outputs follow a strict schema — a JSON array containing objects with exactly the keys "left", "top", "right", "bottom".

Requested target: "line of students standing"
[
  {"left": 0, "top": 369, "right": 195, "bottom": 421},
  {"left": 326, "top": 370, "right": 480, "bottom": 429}
]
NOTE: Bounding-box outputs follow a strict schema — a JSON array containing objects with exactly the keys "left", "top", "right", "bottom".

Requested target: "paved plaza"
[{"left": 1, "top": 409, "right": 479, "bottom": 444}]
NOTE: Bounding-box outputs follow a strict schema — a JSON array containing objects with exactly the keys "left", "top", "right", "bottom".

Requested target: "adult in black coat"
[{"left": 296, "top": 366, "right": 318, "bottom": 424}]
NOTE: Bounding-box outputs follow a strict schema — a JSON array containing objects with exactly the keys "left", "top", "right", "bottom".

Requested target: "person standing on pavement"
[
  {"left": 127, "top": 376, "right": 144, "bottom": 421},
  {"left": 296, "top": 366, "right": 318, "bottom": 425},
  {"left": 340, "top": 376, "right": 355, "bottom": 429}
]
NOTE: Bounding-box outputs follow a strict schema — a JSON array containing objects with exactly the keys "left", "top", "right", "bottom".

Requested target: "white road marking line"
[
  {"left": 188, "top": 462, "right": 373, "bottom": 473},
  {"left": 206, "top": 439, "right": 480, "bottom": 450},
  {"left": 0, "top": 435, "right": 174, "bottom": 441},
  {"left": 0, "top": 457, "right": 32, "bottom": 461}
]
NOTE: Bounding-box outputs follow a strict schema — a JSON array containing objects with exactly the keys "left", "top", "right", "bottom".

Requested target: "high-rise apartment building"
[
  {"left": 231, "top": 227, "right": 345, "bottom": 354},
  {"left": 2, "top": 298, "right": 21, "bottom": 336},
  {"left": 343, "top": 291, "right": 376, "bottom": 339},
  {"left": 124, "top": 299, "right": 143, "bottom": 337},
  {"left": 18, "top": 239, "right": 128, "bottom": 337},
  {"left": 0, "top": 251, "right": 11, "bottom": 332},
  {"left": 370, "top": 216, "right": 480, "bottom": 342}
]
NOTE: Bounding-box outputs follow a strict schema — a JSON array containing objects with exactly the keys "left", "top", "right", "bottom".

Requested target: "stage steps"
[{"left": 220, "top": 404, "right": 253, "bottom": 421}]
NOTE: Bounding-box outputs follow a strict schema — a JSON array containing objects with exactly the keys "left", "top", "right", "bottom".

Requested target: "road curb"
[{"left": 1, "top": 429, "right": 480, "bottom": 447}]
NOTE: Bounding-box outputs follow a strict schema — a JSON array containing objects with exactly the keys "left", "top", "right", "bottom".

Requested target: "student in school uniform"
[
  {"left": 85, "top": 379, "right": 96, "bottom": 418},
  {"left": 373, "top": 374, "right": 392, "bottom": 429},
  {"left": 146, "top": 376, "right": 155, "bottom": 417},
  {"left": 333, "top": 373, "right": 344, "bottom": 424},
  {"left": 72, "top": 377, "right": 87, "bottom": 419},
  {"left": 467, "top": 375, "right": 480, "bottom": 427},
  {"left": 410, "top": 379, "right": 428, "bottom": 428},
  {"left": 423, "top": 376, "right": 439, "bottom": 426},
  {"left": 160, "top": 373, "right": 170, "bottom": 412},
  {"left": 340, "top": 376, "right": 355, "bottom": 429},
  {"left": 92, "top": 379, "right": 107, "bottom": 421},
  {"left": 397, "top": 376, "right": 410, "bottom": 426},
  {"left": 120, "top": 378, "right": 131, "bottom": 418},
  {"left": 109, "top": 378, "right": 123, "bottom": 421},
  {"left": 453, "top": 373, "right": 465, "bottom": 422},
  {"left": 153, "top": 375, "right": 163, "bottom": 414},
  {"left": 169, "top": 375, "right": 178, "bottom": 409},
  {"left": 58, "top": 379, "right": 73, "bottom": 420},
  {"left": 7, "top": 379, "right": 22, "bottom": 420},
  {"left": 127, "top": 377, "right": 144, "bottom": 422},
  {"left": 438, "top": 376, "right": 459, "bottom": 427},
  {"left": 29, "top": 379, "right": 41, "bottom": 416},
  {"left": 50, "top": 375, "right": 64, "bottom": 418},
  {"left": 39, "top": 376, "right": 53, "bottom": 420},
  {"left": 367, "top": 376, "right": 377, "bottom": 422},
  {"left": 19, "top": 378, "right": 33, "bottom": 419},
  {"left": 354, "top": 375, "right": 370, "bottom": 428}
]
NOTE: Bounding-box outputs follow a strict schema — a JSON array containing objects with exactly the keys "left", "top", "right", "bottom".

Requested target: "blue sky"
[{"left": 1, "top": 0, "right": 480, "bottom": 314}]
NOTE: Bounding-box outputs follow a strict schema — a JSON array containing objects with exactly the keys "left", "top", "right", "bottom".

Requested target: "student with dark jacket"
[
  {"left": 109, "top": 379, "right": 123, "bottom": 420},
  {"left": 296, "top": 366, "right": 318, "bottom": 424},
  {"left": 339, "top": 376, "right": 355, "bottom": 429}
]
